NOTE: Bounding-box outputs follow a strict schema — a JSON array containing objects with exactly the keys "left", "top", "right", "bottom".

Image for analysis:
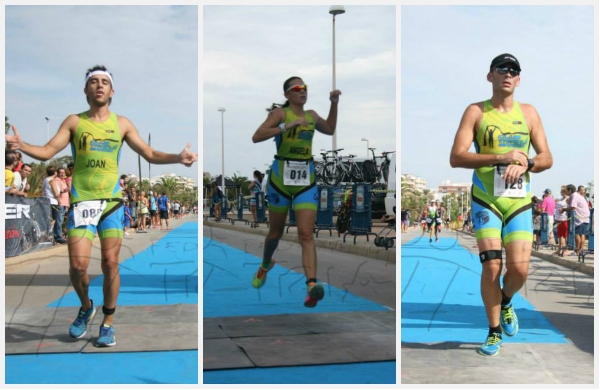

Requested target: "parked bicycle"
[
  {"left": 362, "top": 148, "right": 395, "bottom": 184},
  {"left": 320, "top": 149, "right": 364, "bottom": 186}
]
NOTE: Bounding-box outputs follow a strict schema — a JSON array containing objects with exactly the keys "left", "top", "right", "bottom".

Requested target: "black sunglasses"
[{"left": 495, "top": 67, "right": 520, "bottom": 77}]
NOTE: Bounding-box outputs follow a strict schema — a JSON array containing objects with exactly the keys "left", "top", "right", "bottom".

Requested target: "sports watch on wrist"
[
  {"left": 526, "top": 158, "right": 535, "bottom": 172},
  {"left": 278, "top": 123, "right": 286, "bottom": 133}
]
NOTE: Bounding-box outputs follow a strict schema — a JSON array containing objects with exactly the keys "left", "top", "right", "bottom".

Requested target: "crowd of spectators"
[{"left": 6, "top": 151, "right": 194, "bottom": 244}]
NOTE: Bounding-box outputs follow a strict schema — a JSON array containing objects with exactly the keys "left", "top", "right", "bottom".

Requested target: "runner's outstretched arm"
[
  {"left": 121, "top": 117, "right": 197, "bottom": 166},
  {"left": 5, "top": 118, "right": 75, "bottom": 161}
]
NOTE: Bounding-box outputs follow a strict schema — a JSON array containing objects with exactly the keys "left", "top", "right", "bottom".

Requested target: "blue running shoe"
[
  {"left": 96, "top": 324, "right": 116, "bottom": 347},
  {"left": 69, "top": 300, "right": 96, "bottom": 338},
  {"left": 478, "top": 332, "right": 503, "bottom": 356},
  {"left": 500, "top": 304, "right": 519, "bottom": 337}
]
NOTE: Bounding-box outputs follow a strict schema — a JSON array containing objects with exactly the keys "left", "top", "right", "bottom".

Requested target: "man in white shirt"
[{"left": 11, "top": 163, "right": 32, "bottom": 197}]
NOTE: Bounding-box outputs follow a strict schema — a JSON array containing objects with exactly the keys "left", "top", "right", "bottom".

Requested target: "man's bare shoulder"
[{"left": 518, "top": 102, "right": 539, "bottom": 115}]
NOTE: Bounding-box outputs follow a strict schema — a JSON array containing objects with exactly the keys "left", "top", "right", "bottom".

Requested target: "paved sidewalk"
[{"left": 203, "top": 211, "right": 397, "bottom": 263}]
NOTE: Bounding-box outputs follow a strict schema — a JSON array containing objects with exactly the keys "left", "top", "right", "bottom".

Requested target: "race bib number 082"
[
  {"left": 283, "top": 161, "right": 310, "bottom": 186},
  {"left": 493, "top": 166, "right": 527, "bottom": 198},
  {"left": 73, "top": 200, "right": 107, "bottom": 227}
]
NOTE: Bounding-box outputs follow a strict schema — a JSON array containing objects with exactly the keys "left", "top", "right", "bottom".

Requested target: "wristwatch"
[
  {"left": 526, "top": 158, "right": 535, "bottom": 172},
  {"left": 278, "top": 123, "right": 286, "bottom": 133}
]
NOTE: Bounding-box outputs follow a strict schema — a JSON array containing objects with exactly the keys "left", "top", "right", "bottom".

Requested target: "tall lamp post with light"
[
  {"left": 329, "top": 5, "right": 345, "bottom": 151},
  {"left": 218, "top": 108, "right": 226, "bottom": 198}
]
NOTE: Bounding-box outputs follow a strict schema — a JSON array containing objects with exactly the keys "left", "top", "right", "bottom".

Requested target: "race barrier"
[
  {"left": 5, "top": 195, "right": 52, "bottom": 258},
  {"left": 315, "top": 186, "right": 334, "bottom": 237},
  {"left": 567, "top": 210, "right": 575, "bottom": 250},
  {"left": 344, "top": 183, "right": 377, "bottom": 244}
]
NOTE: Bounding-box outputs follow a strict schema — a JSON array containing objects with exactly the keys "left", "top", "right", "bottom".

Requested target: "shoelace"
[
  {"left": 502, "top": 307, "right": 515, "bottom": 324},
  {"left": 487, "top": 333, "right": 502, "bottom": 345}
]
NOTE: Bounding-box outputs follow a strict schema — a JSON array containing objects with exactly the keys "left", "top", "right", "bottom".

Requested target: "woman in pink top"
[{"left": 562, "top": 184, "right": 590, "bottom": 255}]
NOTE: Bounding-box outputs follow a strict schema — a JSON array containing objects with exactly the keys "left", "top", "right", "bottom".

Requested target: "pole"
[
  {"left": 332, "top": 14, "right": 337, "bottom": 151},
  {"left": 218, "top": 108, "right": 226, "bottom": 198}
]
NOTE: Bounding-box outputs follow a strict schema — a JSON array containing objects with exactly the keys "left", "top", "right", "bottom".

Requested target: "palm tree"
[
  {"left": 156, "top": 176, "right": 183, "bottom": 199},
  {"left": 230, "top": 173, "right": 250, "bottom": 196}
]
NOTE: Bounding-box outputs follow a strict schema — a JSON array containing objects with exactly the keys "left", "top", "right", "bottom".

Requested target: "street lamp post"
[
  {"left": 361, "top": 138, "right": 369, "bottom": 159},
  {"left": 218, "top": 108, "right": 226, "bottom": 198},
  {"left": 45, "top": 117, "right": 50, "bottom": 142},
  {"left": 329, "top": 5, "right": 345, "bottom": 151}
]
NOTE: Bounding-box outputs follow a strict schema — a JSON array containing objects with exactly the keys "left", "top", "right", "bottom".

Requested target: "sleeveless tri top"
[
  {"left": 69, "top": 112, "right": 123, "bottom": 204},
  {"left": 275, "top": 107, "right": 315, "bottom": 160},
  {"left": 473, "top": 100, "right": 531, "bottom": 189}
]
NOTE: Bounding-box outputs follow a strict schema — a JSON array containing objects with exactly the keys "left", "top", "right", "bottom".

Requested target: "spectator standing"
[
  {"left": 5, "top": 152, "right": 16, "bottom": 192},
  {"left": 42, "top": 166, "right": 66, "bottom": 244},
  {"left": 173, "top": 200, "right": 181, "bottom": 219},
  {"left": 12, "top": 151, "right": 24, "bottom": 173},
  {"left": 149, "top": 191, "right": 158, "bottom": 228},
  {"left": 123, "top": 200, "right": 131, "bottom": 236},
  {"left": 248, "top": 170, "right": 264, "bottom": 223},
  {"left": 137, "top": 192, "right": 149, "bottom": 232},
  {"left": 540, "top": 188, "right": 556, "bottom": 243},
  {"left": 400, "top": 208, "right": 408, "bottom": 232},
  {"left": 157, "top": 191, "right": 170, "bottom": 230},
  {"left": 56, "top": 168, "right": 70, "bottom": 238},
  {"left": 553, "top": 186, "right": 569, "bottom": 255},
  {"left": 563, "top": 184, "right": 590, "bottom": 256},
  {"left": 128, "top": 188, "right": 138, "bottom": 229},
  {"left": 211, "top": 182, "right": 224, "bottom": 222},
  {"left": 11, "top": 163, "right": 32, "bottom": 197}
]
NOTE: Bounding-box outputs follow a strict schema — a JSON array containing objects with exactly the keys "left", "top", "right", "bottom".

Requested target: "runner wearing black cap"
[{"left": 450, "top": 53, "right": 553, "bottom": 356}]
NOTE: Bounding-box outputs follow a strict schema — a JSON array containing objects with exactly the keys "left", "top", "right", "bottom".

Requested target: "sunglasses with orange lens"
[{"left": 285, "top": 84, "right": 308, "bottom": 93}]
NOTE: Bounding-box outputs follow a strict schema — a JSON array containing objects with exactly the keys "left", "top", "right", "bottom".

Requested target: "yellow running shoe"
[{"left": 251, "top": 260, "right": 275, "bottom": 288}]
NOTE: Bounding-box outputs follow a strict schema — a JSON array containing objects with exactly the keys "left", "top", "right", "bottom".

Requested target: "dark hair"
[
  {"left": 85, "top": 65, "right": 113, "bottom": 105},
  {"left": 14, "top": 151, "right": 22, "bottom": 160},
  {"left": 266, "top": 76, "right": 302, "bottom": 112},
  {"left": 121, "top": 174, "right": 127, "bottom": 179},
  {"left": 566, "top": 184, "right": 576, "bottom": 194},
  {"left": 46, "top": 166, "right": 57, "bottom": 176},
  {"left": 5, "top": 152, "right": 16, "bottom": 166},
  {"left": 22, "top": 163, "right": 32, "bottom": 170},
  {"left": 67, "top": 162, "right": 74, "bottom": 169},
  {"left": 253, "top": 170, "right": 264, "bottom": 182}
]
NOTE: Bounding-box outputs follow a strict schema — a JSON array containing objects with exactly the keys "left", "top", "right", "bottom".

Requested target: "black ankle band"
[
  {"left": 306, "top": 278, "right": 317, "bottom": 285},
  {"left": 102, "top": 306, "right": 116, "bottom": 315}
]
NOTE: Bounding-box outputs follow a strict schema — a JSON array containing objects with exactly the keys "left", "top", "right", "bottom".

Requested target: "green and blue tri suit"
[
  {"left": 471, "top": 100, "right": 533, "bottom": 245},
  {"left": 67, "top": 112, "right": 125, "bottom": 240},
  {"left": 266, "top": 107, "right": 318, "bottom": 213}
]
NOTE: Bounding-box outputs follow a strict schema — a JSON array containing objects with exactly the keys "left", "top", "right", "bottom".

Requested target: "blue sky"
[
  {"left": 401, "top": 5, "right": 596, "bottom": 199},
  {"left": 5, "top": 5, "right": 199, "bottom": 184},
  {"left": 203, "top": 5, "right": 396, "bottom": 181}
]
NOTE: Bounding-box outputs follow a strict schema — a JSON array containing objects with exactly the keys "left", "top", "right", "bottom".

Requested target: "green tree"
[
  {"left": 155, "top": 176, "right": 183, "bottom": 199},
  {"left": 230, "top": 173, "right": 250, "bottom": 196}
]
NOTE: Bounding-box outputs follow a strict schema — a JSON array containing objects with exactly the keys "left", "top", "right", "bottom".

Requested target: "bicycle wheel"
[
  {"left": 350, "top": 163, "right": 364, "bottom": 183},
  {"left": 362, "top": 160, "right": 377, "bottom": 183},
  {"left": 323, "top": 162, "right": 341, "bottom": 186}
]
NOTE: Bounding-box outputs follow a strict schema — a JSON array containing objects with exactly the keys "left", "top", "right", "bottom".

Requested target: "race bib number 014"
[
  {"left": 494, "top": 166, "right": 527, "bottom": 198},
  {"left": 283, "top": 161, "right": 310, "bottom": 186},
  {"left": 73, "top": 200, "right": 107, "bottom": 227}
]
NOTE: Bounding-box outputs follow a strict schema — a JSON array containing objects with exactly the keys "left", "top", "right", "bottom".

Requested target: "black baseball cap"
[{"left": 490, "top": 53, "right": 521, "bottom": 72}]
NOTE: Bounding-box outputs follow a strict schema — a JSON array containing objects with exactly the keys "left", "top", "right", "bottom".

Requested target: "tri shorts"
[
  {"left": 470, "top": 165, "right": 537, "bottom": 245},
  {"left": 67, "top": 200, "right": 124, "bottom": 241},
  {"left": 471, "top": 189, "right": 533, "bottom": 245},
  {"left": 266, "top": 158, "right": 318, "bottom": 213}
]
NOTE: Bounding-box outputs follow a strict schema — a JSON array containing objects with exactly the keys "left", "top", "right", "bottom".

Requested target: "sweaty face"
[{"left": 85, "top": 74, "right": 114, "bottom": 106}]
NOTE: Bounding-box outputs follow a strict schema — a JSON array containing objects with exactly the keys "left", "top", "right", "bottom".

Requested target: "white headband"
[{"left": 85, "top": 70, "right": 114, "bottom": 87}]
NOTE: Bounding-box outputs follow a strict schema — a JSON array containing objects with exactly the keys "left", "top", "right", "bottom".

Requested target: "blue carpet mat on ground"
[
  {"left": 6, "top": 350, "right": 198, "bottom": 384},
  {"left": 7, "top": 223, "right": 199, "bottom": 384},
  {"left": 48, "top": 223, "right": 198, "bottom": 307},
  {"left": 401, "top": 237, "right": 567, "bottom": 344},
  {"left": 203, "top": 361, "right": 395, "bottom": 384},
  {"left": 203, "top": 236, "right": 391, "bottom": 317}
]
